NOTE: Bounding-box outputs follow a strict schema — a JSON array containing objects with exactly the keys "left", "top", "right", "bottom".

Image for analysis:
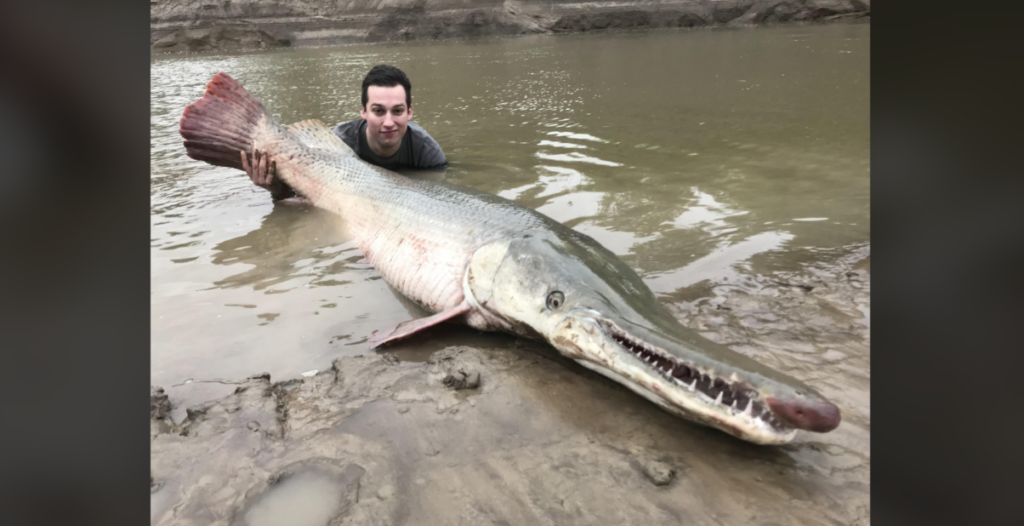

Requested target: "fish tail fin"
[{"left": 179, "top": 72, "right": 272, "bottom": 170}]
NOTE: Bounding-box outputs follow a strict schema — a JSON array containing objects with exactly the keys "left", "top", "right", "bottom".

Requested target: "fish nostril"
[{"left": 766, "top": 396, "right": 841, "bottom": 432}]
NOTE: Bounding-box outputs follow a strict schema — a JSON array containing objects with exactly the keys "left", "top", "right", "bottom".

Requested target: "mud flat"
[{"left": 151, "top": 248, "right": 869, "bottom": 525}]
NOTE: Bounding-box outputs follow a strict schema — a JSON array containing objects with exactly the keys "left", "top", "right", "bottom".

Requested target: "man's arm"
[
  {"left": 419, "top": 143, "right": 448, "bottom": 170},
  {"left": 333, "top": 119, "right": 362, "bottom": 152},
  {"left": 239, "top": 150, "right": 309, "bottom": 205}
]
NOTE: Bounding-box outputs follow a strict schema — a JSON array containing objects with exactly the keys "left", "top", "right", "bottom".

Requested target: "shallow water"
[{"left": 151, "top": 24, "right": 868, "bottom": 413}]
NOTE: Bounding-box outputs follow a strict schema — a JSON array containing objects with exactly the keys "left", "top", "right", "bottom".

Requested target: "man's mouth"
[{"left": 381, "top": 130, "right": 397, "bottom": 137}]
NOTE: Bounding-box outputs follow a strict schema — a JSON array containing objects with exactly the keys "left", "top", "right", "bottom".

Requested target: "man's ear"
[
  {"left": 360, "top": 105, "right": 367, "bottom": 120},
  {"left": 407, "top": 105, "right": 413, "bottom": 120}
]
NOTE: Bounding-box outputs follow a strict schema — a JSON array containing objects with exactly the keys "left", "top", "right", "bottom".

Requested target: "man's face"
[{"left": 360, "top": 85, "right": 412, "bottom": 153}]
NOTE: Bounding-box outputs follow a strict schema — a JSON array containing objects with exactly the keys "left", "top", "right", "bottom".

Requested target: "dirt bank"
[
  {"left": 151, "top": 248, "right": 869, "bottom": 525},
  {"left": 150, "top": 0, "right": 870, "bottom": 53}
]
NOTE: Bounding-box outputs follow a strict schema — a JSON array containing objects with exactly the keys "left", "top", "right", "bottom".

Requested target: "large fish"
[{"left": 180, "top": 73, "right": 840, "bottom": 445}]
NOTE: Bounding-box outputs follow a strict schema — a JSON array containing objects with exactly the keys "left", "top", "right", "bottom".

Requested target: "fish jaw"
[
  {"left": 464, "top": 232, "right": 840, "bottom": 445},
  {"left": 547, "top": 310, "right": 801, "bottom": 445}
]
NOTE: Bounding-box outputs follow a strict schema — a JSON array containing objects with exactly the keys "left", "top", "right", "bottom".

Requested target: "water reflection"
[
  {"left": 545, "top": 131, "right": 608, "bottom": 143},
  {"left": 536, "top": 191, "right": 605, "bottom": 224},
  {"left": 498, "top": 165, "right": 591, "bottom": 201},
  {"left": 572, "top": 221, "right": 658, "bottom": 256},
  {"left": 206, "top": 204, "right": 430, "bottom": 323},
  {"left": 537, "top": 140, "right": 587, "bottom": 149},
  {"left": 207, "top": 205, "right": 356, "bottom": 292},
  {"left": 646, "top": 231, "right": 795, "bottom": 293},
  {"left": 535, "top": 151, "right": 622, "bottom": 167},
  {"left": 666, "top": 188, "right": 749, "bottom": 233}
]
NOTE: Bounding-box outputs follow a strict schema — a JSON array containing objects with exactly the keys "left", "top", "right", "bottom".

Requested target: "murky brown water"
[{"left": 151, "top": 24, "right": 868, "bottom": 419}]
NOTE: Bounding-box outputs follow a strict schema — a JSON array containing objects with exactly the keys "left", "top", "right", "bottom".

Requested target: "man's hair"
[{"left": 361, "top": 65, "right": 412, "bottom": 109}]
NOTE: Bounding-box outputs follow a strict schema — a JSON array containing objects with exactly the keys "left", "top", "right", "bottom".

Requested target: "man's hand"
[{"left": 240, "top": 149, "right": 294, "bottom": 201}]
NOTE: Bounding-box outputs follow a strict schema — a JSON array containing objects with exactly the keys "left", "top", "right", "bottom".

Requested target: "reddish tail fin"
[{"left": 179, "top": 72, "right": 269, "bottom": 170}]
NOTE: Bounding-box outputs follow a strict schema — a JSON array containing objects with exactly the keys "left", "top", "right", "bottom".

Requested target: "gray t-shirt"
[{"left": 332, "top": 119, "right": 447, "bottom": 170}]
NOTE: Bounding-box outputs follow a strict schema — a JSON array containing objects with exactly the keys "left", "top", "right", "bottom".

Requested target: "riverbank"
[
  {"left": 151, "top": 250, "right": 869, "bottom": 525},
  {"left": 150, "top": 0, "right": 869, "bottom": 53}
]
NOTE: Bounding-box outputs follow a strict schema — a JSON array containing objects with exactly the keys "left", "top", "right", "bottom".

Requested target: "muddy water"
[
  {"left": 242, "top": 470, "right": 350, "bottom": 526},
  {"left": 151, "top": 22, "right": 869, "bottom": 524}
]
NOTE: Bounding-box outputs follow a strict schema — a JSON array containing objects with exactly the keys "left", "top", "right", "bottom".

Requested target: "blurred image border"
[{"left": 1, "top": 1, "right": 1020, "bottom": 524}]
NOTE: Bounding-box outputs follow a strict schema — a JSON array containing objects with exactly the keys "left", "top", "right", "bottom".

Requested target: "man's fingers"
[
  {"left": 251, "top": 150, "right": 262, "bottom": 185},
  {"left": 240, "top": 151, "right": 251, "bottom": 177},
  {"left": 243, "top": 148, "right": 278, "bottom": 190}
]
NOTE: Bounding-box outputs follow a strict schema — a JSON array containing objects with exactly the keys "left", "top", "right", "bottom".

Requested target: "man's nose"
[{"left": 383, "top": 114, "right": 394, "bottom": 127}]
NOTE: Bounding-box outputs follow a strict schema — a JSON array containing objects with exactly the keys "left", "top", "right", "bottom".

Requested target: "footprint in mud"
[{"left": 235, "top": 462, "right": 364, "bottom": 526}]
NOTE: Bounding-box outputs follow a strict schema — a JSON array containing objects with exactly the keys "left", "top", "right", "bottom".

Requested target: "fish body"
[{"left": 180, "top": 73, "right": 840, "bottom": 445}]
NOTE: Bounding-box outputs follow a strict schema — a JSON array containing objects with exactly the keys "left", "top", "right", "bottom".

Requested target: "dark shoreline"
[{"left": 151, "top": 0, "right": 870, "bottom": 54}]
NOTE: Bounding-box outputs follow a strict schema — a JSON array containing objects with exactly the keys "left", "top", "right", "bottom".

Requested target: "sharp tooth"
[
  {"left": 714, "top": 391, "right": 724, "bottom": 405},
  {"left": 687, "top": 380, "right": 696, "bottom": 392},
  {"left": 743, "top": 401, "right": 754, "bottom": 417}
]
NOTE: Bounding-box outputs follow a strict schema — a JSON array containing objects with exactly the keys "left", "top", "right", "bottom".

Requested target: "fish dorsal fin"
[{"left": 287, "top": 119, "right": 355, "bottom": 156}]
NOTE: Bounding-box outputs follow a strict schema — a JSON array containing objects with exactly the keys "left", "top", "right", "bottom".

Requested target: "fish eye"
[{"left": 546, "top": 291, "right": 565, "bottom": 310}]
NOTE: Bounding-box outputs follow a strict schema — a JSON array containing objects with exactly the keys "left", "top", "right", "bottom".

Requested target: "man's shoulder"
[
  {"left": 332, "top": 119, "right": 364, "bottom": 152},
  {"left": 405, "top": 122, "right": 447, "bottom": 168},
  {"left": 406, "top": 121, "right": 430, "bottom": 136}
]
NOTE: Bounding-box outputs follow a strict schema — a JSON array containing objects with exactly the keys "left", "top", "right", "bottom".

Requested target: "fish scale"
[{"left": 260, "top": 125, "right": 544, "bottom": 315}]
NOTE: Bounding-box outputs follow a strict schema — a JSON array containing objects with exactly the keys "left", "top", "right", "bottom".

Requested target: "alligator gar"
[{"left": 180, "top": 73, "right": 840, "bottom": 445}]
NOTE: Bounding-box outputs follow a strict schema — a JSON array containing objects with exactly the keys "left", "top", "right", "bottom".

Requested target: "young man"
[{"left": 241, "top": 65, "right": 447, "bottom": 201}]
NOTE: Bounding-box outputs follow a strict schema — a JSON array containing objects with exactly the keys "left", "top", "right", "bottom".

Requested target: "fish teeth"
[{"left": 714, "top": 391, "right": 724, "bottom": 405}]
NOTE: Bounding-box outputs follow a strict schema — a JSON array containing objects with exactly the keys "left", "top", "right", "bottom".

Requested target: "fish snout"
[{"left": 765, "top": 396, "right": 841, "bottom": 433}]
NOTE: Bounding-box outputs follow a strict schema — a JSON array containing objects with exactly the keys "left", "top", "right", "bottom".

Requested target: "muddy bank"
[
  {"left": 151, "top": 252, "right": 869, "bottom": 525},
  {"left": 150, "top": 0, "right": 870, "bottom": 53}
]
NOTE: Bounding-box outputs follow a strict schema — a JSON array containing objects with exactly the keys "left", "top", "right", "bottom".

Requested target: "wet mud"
[{"left": 151, "top": 251, "right": 869, "bottom": 526}]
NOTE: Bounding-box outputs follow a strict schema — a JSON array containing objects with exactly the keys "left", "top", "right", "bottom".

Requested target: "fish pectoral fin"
[{"left": 367, "top": 301, "right": 472, "bottom": 349}]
